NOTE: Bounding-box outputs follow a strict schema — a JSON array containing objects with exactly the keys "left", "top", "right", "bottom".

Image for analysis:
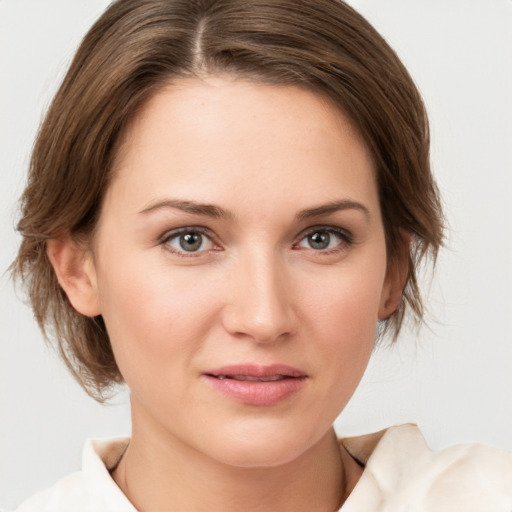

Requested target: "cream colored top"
[{"left": 13, "top": 424, "right": 512, "bottom": 511}]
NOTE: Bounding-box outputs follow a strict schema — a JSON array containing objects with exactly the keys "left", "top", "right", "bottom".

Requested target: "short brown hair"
[{"left": 13, "top": 0, "right": 444, "bottom": 401}]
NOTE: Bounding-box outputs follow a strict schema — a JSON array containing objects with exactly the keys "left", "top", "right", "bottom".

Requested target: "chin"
[
  {"left": 218, "top": 444, "right": 307, "bottom": 469},
  {"left": 205, "top": 420, "right": 331, "bottom": 469}
]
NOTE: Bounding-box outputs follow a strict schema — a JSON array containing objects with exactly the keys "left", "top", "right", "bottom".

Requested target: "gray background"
[{"left": 1, "top": 0, "right": 511, "bottom": 509}]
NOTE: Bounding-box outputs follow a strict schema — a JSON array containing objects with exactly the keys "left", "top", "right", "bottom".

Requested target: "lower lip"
[{"left": 204, "top": 375, "right": 307, "bottom": 406}]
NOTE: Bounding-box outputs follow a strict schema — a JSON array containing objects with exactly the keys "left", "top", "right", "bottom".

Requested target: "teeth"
[{"left": 215, "top": 375, "right": 286, "bottom": 382}]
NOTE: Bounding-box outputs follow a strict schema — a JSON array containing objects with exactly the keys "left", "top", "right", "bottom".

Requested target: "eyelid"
[
  {"left": 161, "top": 225, "right": 212, "bottom": 241},
  {"left": 158, "top": 224, "right": 354, "bottom": 257},
  {"left": 298, "top": 225, "right": 353, "bottom": 241},
  {"left": 160, "top": 226, "right": 222, "bottom": 256},
  {"left": 294, "top": 225, "right": 354, "bottom": 251}
]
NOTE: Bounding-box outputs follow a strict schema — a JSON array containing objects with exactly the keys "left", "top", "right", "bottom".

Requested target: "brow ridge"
[
  {"left": 296, "top": 199, "right": 370, "bottom": 220},
  {"left": 139, "top": 199, "right": 232, "bottom": 219},
  {"left": 139, "top": 198, "right": 370, "bottom": 221}
]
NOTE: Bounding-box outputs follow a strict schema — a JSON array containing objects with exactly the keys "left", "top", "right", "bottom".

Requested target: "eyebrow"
[
  {"left": 139, "top": 198, "right": 370, "bottom": 221},
  {"left": 295, "top": 199, "right": 370, "bottom": 221},
  {"left": 139, "top": 199, "right": 233, "bottom": 219}
]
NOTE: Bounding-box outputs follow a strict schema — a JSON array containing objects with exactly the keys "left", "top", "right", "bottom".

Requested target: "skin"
[{"left": 49, "top": 76, "right": 406, "bottom": 511}]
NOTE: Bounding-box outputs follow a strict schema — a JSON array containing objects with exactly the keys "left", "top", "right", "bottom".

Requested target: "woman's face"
[{"left": 84, "top": 76, "right": 400, "bottom": 467}]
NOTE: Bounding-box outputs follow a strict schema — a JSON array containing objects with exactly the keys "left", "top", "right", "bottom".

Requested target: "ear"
[
  {"left": 378, "top": 232, "right": 411, "bottom": 320},
  {"left": 47, "top": 237, "right": 101, "bottom": 317}
]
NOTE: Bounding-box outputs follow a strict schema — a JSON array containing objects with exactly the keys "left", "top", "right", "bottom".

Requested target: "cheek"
[
  {"left": 94, "top": 250, "right": 232, "bottom": 393},
  {"left": 320, "top": 286, "right": 379, "bottom": 373},
  {"left": 298, "top": 258, "right": 386, "bottom": 380},
  {"left": 300, "top": 258, "right": 385, "bottom": 337}
]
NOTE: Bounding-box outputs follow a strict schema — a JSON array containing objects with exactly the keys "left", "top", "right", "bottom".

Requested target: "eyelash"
[
  {"left": 159, "top": 225, "right": 354, "bottom": 257},
  {"left": 160, "top": 226, "right": 220, "bottom": 257},
  {"left": 294, "top": 226, "right": 354, "bottom": 255}
]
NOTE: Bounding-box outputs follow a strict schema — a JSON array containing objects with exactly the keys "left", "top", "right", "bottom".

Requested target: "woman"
[{"left": 7, "top": 0, "right": 512, "bottom": 510}]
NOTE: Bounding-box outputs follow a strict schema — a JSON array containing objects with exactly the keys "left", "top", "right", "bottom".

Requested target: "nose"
[{"left": 221, "top": 249, "right": 297, "bottom": 344}]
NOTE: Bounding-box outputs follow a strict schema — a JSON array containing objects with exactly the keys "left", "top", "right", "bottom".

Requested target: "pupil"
[
  {"left": 179, "top": 233, "right": 202, "bottom": 251},
  {"left": 309, "top": 231, "right": 330, "bottom": 249}
]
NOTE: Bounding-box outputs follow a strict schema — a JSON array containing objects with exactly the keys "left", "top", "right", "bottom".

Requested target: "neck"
[{"left": 112, "top": 405, "right": 362, "bottom": 512}]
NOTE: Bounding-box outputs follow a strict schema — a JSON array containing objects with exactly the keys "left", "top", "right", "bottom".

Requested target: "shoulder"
[
  {"left": 341, "top": 424, "right": 512, "bottom": 511},
  {"left": 13, "top": 438, "right": 135, "bottom": 512},
  {"left": 14, "top": 472, "right": 85, "bottom": 512}
]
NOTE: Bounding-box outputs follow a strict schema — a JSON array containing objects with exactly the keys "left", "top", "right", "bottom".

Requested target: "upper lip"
[{"left": 205, "top": 364, "right": 307, "bottom": 379}]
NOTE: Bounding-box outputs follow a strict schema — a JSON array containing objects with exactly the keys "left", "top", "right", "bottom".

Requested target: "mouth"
[
  {"left": 213, "top": 374, "right": 290, "bottom": 382},
  {"left": 203, "top": 364, "right": 308, "bottom": 406},
  {"left": 205, "top": 363, "right": 307, "bottom": 380}
]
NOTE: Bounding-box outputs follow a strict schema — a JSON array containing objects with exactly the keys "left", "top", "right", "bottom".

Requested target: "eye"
[
  {"left": 163, "top": 228, "right": 215, "bottom": 254},
  {"left": 296, "top": 227, "right": 352, "bottom": 252}
]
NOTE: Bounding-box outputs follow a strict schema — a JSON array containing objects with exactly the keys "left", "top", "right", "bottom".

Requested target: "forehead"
[{"left": 107, "top": 76, "right": 378, "bottom": 217}]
